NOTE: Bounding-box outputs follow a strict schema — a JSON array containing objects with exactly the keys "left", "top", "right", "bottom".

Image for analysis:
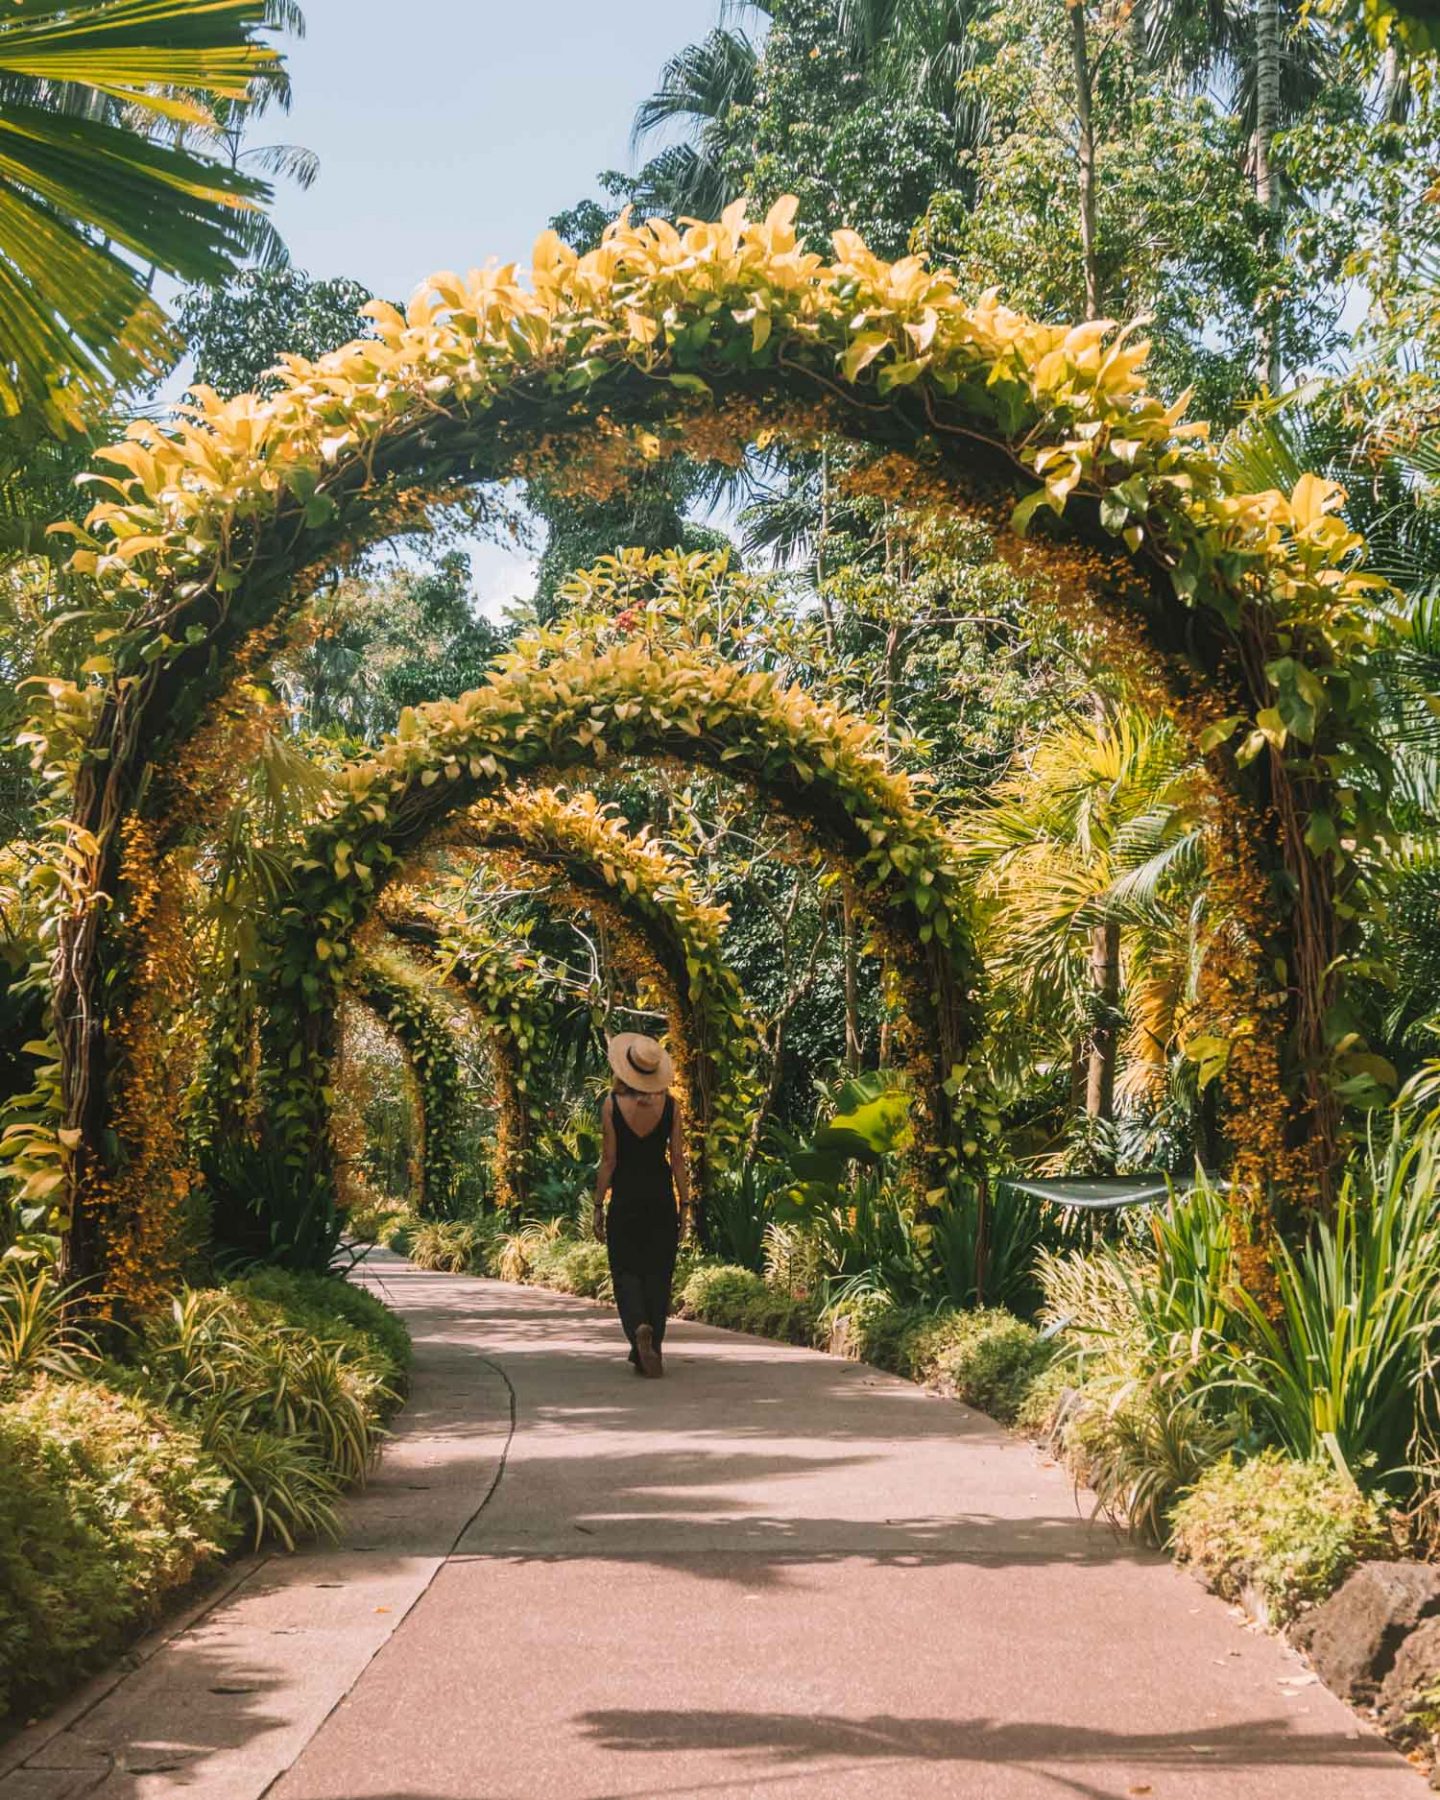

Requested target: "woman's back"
[{"left": 609, "top": 1092, "right": 674, "bottom": 1207}]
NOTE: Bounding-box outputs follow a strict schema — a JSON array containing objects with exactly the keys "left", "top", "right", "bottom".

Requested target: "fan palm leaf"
[
  {"left": 0, "top": 0, "right": 279, "bottom": 430},
  {"left": 959, "top": 705, "right": 1213, "bottom": 1092},
  {"left": 631, "top": 26, "right": 757, "bottom": 220}
]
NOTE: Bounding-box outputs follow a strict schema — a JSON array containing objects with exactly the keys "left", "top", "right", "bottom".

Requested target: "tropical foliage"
[
  {"left": 0, "top": 0, "right": 282, "bottom": 431},
  {"left": 5, "top": 0, "right": 1440, "bottom": 1741}
]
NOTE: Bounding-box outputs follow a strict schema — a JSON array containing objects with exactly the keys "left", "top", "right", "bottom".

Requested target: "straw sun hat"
[{"left": 606, "top": 1033, "right": 674, "bottom": 1093}]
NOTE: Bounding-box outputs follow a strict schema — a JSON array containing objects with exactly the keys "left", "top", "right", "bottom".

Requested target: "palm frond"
[{"left": 0, "top": 0, "right": 281, "bottom": 428}]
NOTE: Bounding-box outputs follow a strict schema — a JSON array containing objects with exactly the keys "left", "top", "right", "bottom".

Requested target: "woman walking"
[{"left": 593, "top": 1033, "right": 691, "bottom": 1377}]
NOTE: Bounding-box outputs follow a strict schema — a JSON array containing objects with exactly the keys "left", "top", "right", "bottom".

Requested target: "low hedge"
[
  {"left": 0, "top": 1267, "right": 409, "bottom": 1730},
  {"left": 1169, "top": 1451, "right": 1392, "bottom": 1627},
  {"left": 823, "top": 1291, "right": 1055, "bottom": 1425},
  {"left": 677, "top": 1263, "right": 818, "bottom": 1345},
  {"left": 0, "top": 1376, "right": 234, "bottom": 1724},
  {"left": 529, "top": 1239, "right": 612, "bottom": 1299}
]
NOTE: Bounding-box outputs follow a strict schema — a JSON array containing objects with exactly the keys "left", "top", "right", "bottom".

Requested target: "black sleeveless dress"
[{"left": 605, "top": 1094, "right": 680, "bottom": 1358}]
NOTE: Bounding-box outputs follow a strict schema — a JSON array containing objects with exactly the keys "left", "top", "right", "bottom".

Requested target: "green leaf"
[
  {"left": 1010, "top": 486, "right": 1052, "bottom": 535},
  {"left": 1198, "top": 715, "right": 1243, "bottom": 753}
]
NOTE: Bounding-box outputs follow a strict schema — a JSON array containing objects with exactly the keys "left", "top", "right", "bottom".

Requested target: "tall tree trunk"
[
  {"left": 842, "top": 888, "right": 862, "bottom": 1076},
  {"left": 1085, "top": 918, "right": 1120, "bottom": 1120},
  {"left": 1254, "top": 0, "right": 1283, "bottom": 389},
  {"left": 1068, "top": 0, "right": 1101, "bottom": 321},
  {"left": 817, "top": 446, "right": 835, "bottom": 654},
  {"left": 1378, "top": 41, "right": 1406, "bottom": 123}
]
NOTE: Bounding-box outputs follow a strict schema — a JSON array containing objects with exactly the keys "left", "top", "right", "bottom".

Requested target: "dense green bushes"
[
  {"left": 1170, "top": 1454, "right": 1392, "bottom": 1627},
  {"left": 678, "top": 1263, "right": 818, "bottom": 1344},
  {"left": 0, "top": 1266, "right": 408, "bottom": 1727},
  {"left": 0, "top": 1376, "right": 232, "bottom": 1723}
]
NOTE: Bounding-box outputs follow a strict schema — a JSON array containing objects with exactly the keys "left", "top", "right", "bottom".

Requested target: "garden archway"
[
  {"left": 379, "top": 861, "right": 732, "bottom": 1218},
  {"left": 24, "top": 199, "right": 1385, "bottom": 1279},
  {"left": 423, "top": 786, "right": 761, "bottom": 1186},
  {"left": 348, "top": 946, "right": 471, "bottom": 1219},
  {"left": 257, "top": 645, "right": 982, "bottom": 1209}
]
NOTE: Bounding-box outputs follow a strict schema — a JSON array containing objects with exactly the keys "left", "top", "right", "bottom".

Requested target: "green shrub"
[
  {"left": 678, "top": 1263, "right": 769, "bottom": 1328},
  {"left": 705, "top": 1162, "right": 780, "bottom": 1270},
  {"left": 530, "top": 1238, "right": 612, "bottom": 1299},
  {"left": 1169, "top": 1451, "right": 1391, "bottom": 1626},
  {"left": 0, "top": 1376, "right": 233, "bottom": 1723},
  {"left": 346, "top": 1197, "right": 416, "bottom": 1251},
  {"left": 738, "top": 1286, "right": 819, "bottom": 1345},
  {"left": 1013, "top": 1356, "right": 1073, "bottom": 1436},
  {"left": 907, "top": 1309, "right": 1053, "bottom": 1424},
  {"left": 200, "top": 1134, "right": 344, "bottom": 1274},
  {"left": 827, "top": 1290, "right": 929, "bottom": 1371},
  {"left": 672, "top": 1243, "right": 716, "bottom": 1298}
]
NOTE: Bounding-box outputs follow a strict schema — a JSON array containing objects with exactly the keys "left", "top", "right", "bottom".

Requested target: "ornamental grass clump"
[
  {"left": 494, "top": 1217, "right": 565, "bottom": 1284},
  {"left": 1032, "top": 1183, "right": 1239, "bottom": 1536},
  {"left": 409, "top": 1219, "right": 484, "bottom": 1273},
  {"left": 0, "top": 1260, "right": 95, "bottom": 1388},
  {"left": 1215, "top": 1123, "right": 1440, "bottom": 1489},
  {"left": 140, "top": 1282, "right": 398, "bottom": 1548}
]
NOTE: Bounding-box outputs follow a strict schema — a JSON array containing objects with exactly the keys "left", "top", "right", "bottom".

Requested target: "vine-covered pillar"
[
  {"left": 352, "top": 955, "right": 469, "bottom": 1219},
  {"left": 489, "top": 1034, "right": 531, "bottom": 1214}
]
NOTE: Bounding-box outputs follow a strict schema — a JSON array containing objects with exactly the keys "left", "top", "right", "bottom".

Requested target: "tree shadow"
[{"left": 567, "top": 1706, "right": 1406, "bottom": 1799}]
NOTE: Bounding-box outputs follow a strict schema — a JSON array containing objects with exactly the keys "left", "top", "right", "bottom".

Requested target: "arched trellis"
[
  {"left": 348, "top": 945, "right": 470, "bottom": 1218},
  {"left": 19, "top": 199, "right": 1387, "bottom": 1282},
  {"left": 428, "top": 786, "right": 760, "bottom": 1186},
  {"left": 256, "top": 646, "right": 984, "bottom": 1208},
  {"left": 376, "top": 894, "right": 579, "bottom": 1213},
  {"left": 382, "top": 857, "right": 738, "bottom": 1217},
  {"left": 375, "top": 864, "right": 731, "bottom": 1219}
]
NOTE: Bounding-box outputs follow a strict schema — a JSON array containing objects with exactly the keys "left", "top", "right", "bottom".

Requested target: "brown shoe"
[{"left": 634, "top": 1324, "right": 663, "bottom": 1378}]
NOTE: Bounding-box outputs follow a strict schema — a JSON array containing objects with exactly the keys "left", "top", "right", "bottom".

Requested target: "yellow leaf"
[
  {"left": 1289, "top": 472, "right": 1344, "bottom": 530},
  {"left": 841, "top": 332, "right": 890, "bottom": 383}
]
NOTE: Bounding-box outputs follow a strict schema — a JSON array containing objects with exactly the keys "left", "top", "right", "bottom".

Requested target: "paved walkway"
[{"left": 1, "top": 1254, "right": 1424, "bottom": 1799}]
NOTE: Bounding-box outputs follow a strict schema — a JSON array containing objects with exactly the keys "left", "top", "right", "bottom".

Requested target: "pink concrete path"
[{"left": 2, "top": 1253, "right": 1425, "bottom": 1799}]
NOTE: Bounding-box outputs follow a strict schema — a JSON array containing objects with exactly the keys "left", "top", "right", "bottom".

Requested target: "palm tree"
[
  {"left": 958, "top": 707, "right": 1209, "bottom": 1135},
  {"left": 1142, "top": 0, "right": 1336, "bottom": 385},
  {"left": 0, "top": 0, "right": 282, "bottom": 432},
  {"left": 837, "top": 0, "right": 993, "bottom": 132},
  {"left": 182, "top": 2, "right": 316, "bottom": 269},
  {"left": 630, "top": 22, "right": 763, "bottom": 219}
]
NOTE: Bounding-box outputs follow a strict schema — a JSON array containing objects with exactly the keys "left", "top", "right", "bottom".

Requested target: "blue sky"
[
  {"left": 267, "top": 1, "right": 720, "bottom": 296},
  {"left": 254, "top": 1, "right": 725, "bottom": 611}
]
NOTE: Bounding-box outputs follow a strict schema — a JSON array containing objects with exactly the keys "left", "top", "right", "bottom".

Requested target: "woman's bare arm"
[
  {"left": 670, "top": 1102, "right": 693, "bottom": 1234},
  {"left": 593, "top": 1097, "right": 617, "bottom": 1240}
]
